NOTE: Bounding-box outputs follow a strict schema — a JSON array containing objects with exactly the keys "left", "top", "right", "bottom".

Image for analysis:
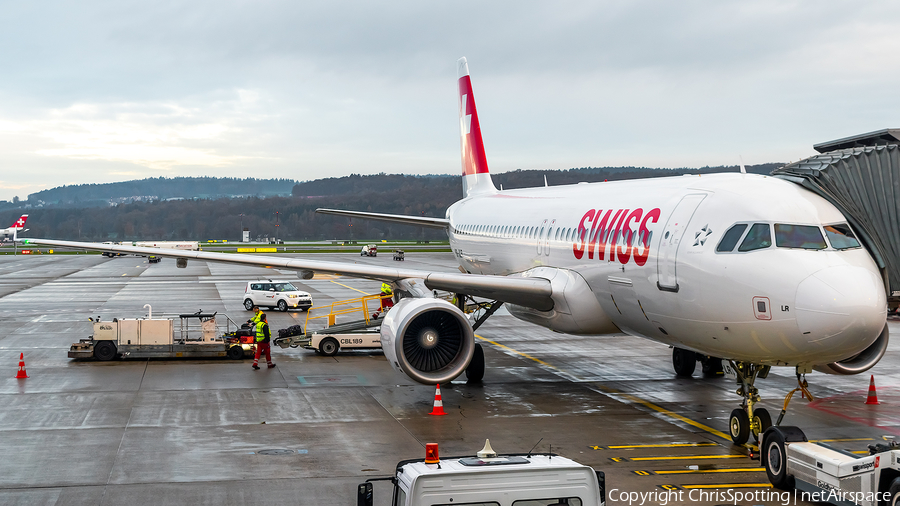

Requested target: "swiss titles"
[{"left": 573, "top": 208, "right": 661, "bottom": 266}]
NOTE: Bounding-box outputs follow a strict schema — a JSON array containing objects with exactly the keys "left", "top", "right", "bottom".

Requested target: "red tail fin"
[
  {"left": 12, "top": 215, "right": 27, "bottom": 229},
  {"left": 458, "top": 58, "right": 497, "bottom": 197}
]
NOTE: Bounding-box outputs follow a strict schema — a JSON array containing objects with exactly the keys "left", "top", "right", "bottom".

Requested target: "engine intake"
[
  {"left": 814, "top": 323, "right": 889, "bottom": 375},
  {"left": 380, "top": 298, "right": 475, "bottom": 384}
]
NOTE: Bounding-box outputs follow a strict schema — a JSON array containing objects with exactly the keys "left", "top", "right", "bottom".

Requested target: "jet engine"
[
  {"left": 813, "top": 323, "right": 889, "bottom": 375},
  {"left": 380, "top": 297, "right": 475, "bottom": 384}
]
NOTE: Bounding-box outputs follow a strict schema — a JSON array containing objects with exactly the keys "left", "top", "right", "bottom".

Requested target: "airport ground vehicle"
[
  {"left": 68, "top": 308, "right": 252, "bottom": 360},
  {"left": 148, "top": 255, "right": 160, "bottom": 263},
  {"left": 360, "top": 244, "right": 377, "bottom": 256},
  {"left": 393, "top": 249, "right": 404, "bottom": 261},
  {"left": 358, "top": 440, "right": 605, "bottom": 506},
  {"left": 274, "top": 294, "right": 383, "bottom": 355},
  {"left": 763, "top": 426, "right": 900, "bottom": 505},
  {"left": 243, "top": 280, "right": 313, "bottom": 312}
]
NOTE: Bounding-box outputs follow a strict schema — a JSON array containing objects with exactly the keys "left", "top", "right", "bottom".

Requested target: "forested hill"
[
  {"left": 29, "top": 177, "right": 297, "bottom": 205},
  {"left": 6, "top": 163, "right": 784, "bottom": 242},
  {"left": 290, "top": 164, "right": 781, "bottom": 196}
]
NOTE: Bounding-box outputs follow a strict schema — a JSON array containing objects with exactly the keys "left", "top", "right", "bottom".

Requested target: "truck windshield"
[
  {"left": 274, "top": 283, "right": 298, "bottom": 292},
  {"left": 392, "top": 486, "right": 406, "bottom": 506}
]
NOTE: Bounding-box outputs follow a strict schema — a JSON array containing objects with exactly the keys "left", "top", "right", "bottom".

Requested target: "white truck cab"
[
  {"left": 764, "top": 426, "right": 900, "bottom": 506},
  {"left": 359, "top": 441, "right": 605, "bottom": 506}
]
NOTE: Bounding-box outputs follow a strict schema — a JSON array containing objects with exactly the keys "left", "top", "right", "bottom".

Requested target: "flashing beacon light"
[{"left": 425, "top": 443, "right": 440, "bottom": 464}]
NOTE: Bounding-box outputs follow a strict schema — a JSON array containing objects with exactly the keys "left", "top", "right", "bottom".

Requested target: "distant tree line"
[
  {"left": 27, "top": 176, "right": 297, "bottom": 206},
  {"left": 4, "top": 164, "right": 782, "bottom": 242}
]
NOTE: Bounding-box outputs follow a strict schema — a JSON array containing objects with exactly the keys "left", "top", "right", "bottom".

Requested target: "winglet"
[{"left": 458, "top": 57, "right": 497, "bottom": 197}]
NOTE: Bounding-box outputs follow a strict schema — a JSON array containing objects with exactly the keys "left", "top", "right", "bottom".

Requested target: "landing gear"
[
  {"left": 727, "top": 361, "right": 772, "bottom": 445},
  {"left": 466, "top": 343, "right": 485, "bottom": 382},
  {"left": 701, "top": 356, "right": 723, "bottom": 377},
  {"left": 672, "top": 347, "right": 696, "bottom": 376}
]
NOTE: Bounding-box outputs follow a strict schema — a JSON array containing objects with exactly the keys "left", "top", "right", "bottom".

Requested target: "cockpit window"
[
  {"left": 717, "top": 224, "right": 748, "bottom": 252},
  {"left": 738, "top": 223, "right": 772, "bottom": 252},
  {"left": 824, "top": 223, "right": 861, "bottom": 250},
  {"left": 774, "top": 224, "right": 826, "bottom": 250}
]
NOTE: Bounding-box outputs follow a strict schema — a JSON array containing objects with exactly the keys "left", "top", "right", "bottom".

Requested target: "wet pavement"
[{"left": 0, "top": 252, "right": 898, "bottom": 505}]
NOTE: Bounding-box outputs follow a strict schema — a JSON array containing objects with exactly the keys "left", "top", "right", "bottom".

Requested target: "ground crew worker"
[
  {"left": 252, "top": 313, "right": 274, "bottom": 370},
  {"left": 371, "top": 282, "right": 395, "bottom": 319},
  {"left": 247, "top": 306, "right": 264, "bottom": 330}
]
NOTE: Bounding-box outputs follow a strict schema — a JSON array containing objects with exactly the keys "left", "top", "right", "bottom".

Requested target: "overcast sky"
[{"left": 2, "top": 1, "right": 899, "bottom": 201}]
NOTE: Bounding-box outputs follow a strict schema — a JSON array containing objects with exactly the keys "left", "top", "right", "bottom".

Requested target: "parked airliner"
[
  {"left": 21, "top": 58, "right": 888, "bottom": 445},
  {"left": 0, "top": 214, "right": 28, "bottom": 241}
]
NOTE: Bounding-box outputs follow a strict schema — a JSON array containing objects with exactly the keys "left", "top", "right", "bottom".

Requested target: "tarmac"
[{"left": 1, "top": 251, "right": 898, "bottom": 505}]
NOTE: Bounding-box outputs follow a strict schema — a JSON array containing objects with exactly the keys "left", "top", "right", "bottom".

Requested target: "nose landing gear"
[{"left": 727, "top": 361, "right": 773, "bottom": 445}]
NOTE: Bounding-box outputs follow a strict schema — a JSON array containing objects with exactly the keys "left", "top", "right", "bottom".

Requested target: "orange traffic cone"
[
  {"left": 429, "top": 384, "right": 447, "bottom": 416},
  {"left": 15, "top": 353, "right": 28, "bottom": 379},
  {"left": 865, "top": 375, "right": 879, "bottom": 405}
]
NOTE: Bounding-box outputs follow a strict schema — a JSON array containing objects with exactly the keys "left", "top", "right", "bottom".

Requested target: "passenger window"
[
  {"left": 512, "top": 498, "right": 582, "bottom": 506},
  {"left": 738, "top": 223, "right": 772, "bottom": 252},
  {"left": 251, "top": 284, "right": 261, "bottom": 291},
  {"left": 824, "top": 223, "right": 861, "bottom": 250},
  {"left": 774, "top": 224, "right": 826, "bottom": 250},
  {"left": 717, "top": 224, "right": 748, "bottom": 252}
]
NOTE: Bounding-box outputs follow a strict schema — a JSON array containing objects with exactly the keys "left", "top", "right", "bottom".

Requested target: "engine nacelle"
[
  {"left": 814, "top": 323, "right": 889, "bottom": 375},
  {"left": 380, "top": 297, "right": 475, "bottom": 385},
  {"left": 506, "top": 267, "right": 618, "bottom": 335}
]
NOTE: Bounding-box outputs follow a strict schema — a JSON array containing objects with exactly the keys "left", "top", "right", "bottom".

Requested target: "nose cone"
[{"left": 795, "top": 266, "right": 886, "bottom": 361}]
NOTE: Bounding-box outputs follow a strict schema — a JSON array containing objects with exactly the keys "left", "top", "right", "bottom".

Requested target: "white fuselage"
[{"left": 446, "top": 173, "right": 887, "bottom": 367}]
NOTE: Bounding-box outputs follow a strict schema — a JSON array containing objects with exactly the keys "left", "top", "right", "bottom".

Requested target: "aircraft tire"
[
  {"left": 672, "top": 348, "right": 696, "bottom": 377},
  {"left": 701, "top": 357, "right": 723, "bottom": 377},
  {"left": 753, "top": 408, "right": 772, "bottom": 441},
  {"left": 466, "top": 343, "right": 485, "bottom": 383},
  {"left": 729, "top": 408, "right": 750, "bottom": 445}
]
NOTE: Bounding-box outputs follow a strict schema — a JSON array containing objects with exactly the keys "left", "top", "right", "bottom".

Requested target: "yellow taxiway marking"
[
  {"left": 612, "top": 391, "right": 733, "bottom": 442},
  {"left": 121, "top": 273, "right": 127, "bottom": 276},
  {"left": 810, "top": 438, "right": 875, "bottom": 443},
  {"left": 606, "top": 443, "right": 719, "bottom": 449},
  {"left": 474, "top": 335, "right": 556, "bottom": 369},
  {"left": 679, "top": 483, "right": 773, "bottom": 489},
  {"left": 654, "top": 467, "right": 765, "bottom": 474},
  {"left": 630, "top": 455, "right": 745, "bottom": 461},
  {"left": 474, "top": 334, "right": 735, "bottom": 443},
  {"left": 329, "top": 280, "right": 369, "bottom": 295}
]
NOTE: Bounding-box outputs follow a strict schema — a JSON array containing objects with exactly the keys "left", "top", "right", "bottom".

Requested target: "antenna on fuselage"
[
  {"left": 739, "top": 156, "right": 747, "bottom": 174},
  {"left": 543, "top": 175, "right": 548, "bottom": 187}
]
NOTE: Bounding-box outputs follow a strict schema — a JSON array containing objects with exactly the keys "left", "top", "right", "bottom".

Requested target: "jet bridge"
[{"left": 772, "top": 129, "right": 900, "bottom": 298}]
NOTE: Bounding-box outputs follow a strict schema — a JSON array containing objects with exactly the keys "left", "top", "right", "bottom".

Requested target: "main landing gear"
[
  {"left": 727, "top": 362, "right": 772, "bottom": 445},
  {"left": 672, "top": 347, "right": 723, "bottom": 377},
  {"left": 455, "top": 293, "right": 503, "bottom": 384}
]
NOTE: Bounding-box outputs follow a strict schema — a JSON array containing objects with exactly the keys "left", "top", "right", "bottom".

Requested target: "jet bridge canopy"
[{"left": 772, "top": 134, "right": 900, "bottom": 294}]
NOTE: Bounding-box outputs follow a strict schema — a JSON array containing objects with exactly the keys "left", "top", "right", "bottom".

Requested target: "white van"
[{"left": 243, "top": 281, "right": 313, "bottom": 312}]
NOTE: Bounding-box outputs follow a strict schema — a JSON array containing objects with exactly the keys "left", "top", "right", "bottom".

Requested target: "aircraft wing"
[
  {"left": 316, "top": 208, "right": 449, "bottom": 229},
  {"left": 19, "top": 238, "right": 553, "bottom": 311}
]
